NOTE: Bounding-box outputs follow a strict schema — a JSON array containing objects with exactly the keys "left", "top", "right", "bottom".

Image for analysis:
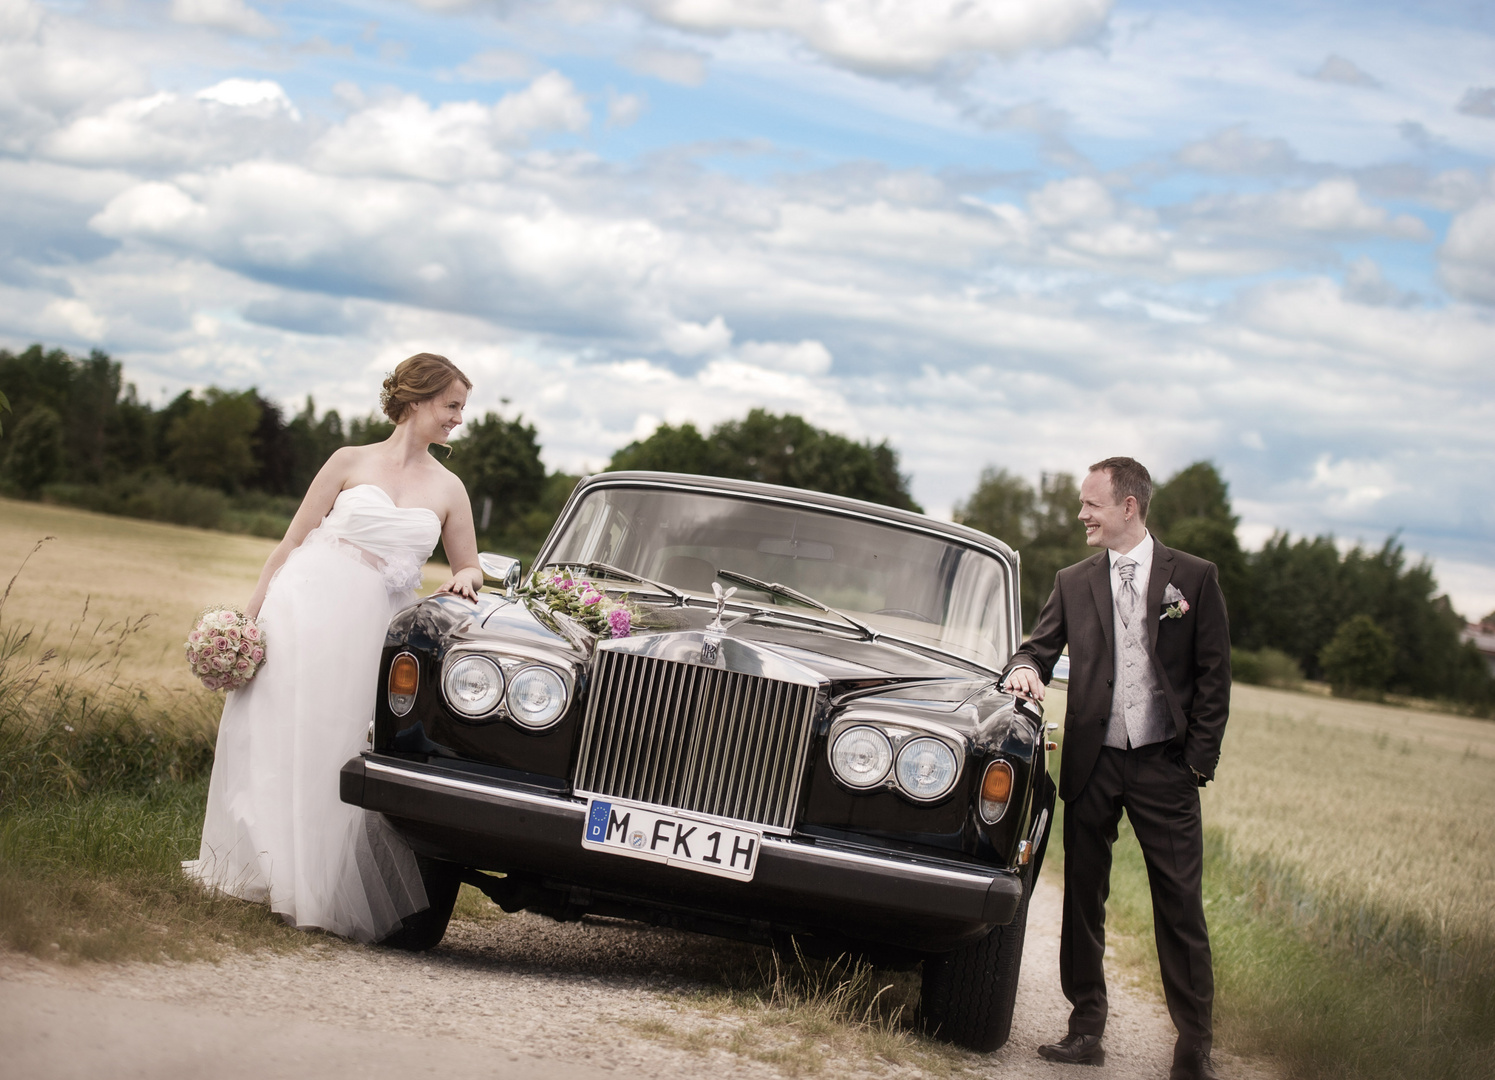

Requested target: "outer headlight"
[
  {"left": 830, "top": 726, "right": 892, "bottom": 788},
  {"left": 506, "top": 665, "right": 568, "bottom": 729},
  {"left": 895, "top": 736, "right": 958, "bottom": 801},
  {"left": 442, "top": 654, "right": 505, "bottom": 719}
]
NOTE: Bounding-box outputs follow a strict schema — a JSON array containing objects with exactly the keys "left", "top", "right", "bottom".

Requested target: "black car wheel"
[
  {"left": 377, "top": 855, "right": 461, "bottom": 951},
  {"left": 919, "top": 868, "right": 1033, "bottom": 1051}
]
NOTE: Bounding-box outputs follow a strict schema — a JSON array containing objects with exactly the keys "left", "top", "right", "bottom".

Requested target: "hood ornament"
[{"left": 708, "top": 581, "right": 737, "bottom": 632}]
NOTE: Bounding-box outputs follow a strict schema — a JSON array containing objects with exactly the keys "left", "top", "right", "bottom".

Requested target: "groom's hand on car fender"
[{"left": 1003, "top": 665, "right": 1046, "bottom": 703}]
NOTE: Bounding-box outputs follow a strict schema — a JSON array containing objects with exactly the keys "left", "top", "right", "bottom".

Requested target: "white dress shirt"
[{"left": 1109, "top": 530, "right": 1154, "bottom": 605}]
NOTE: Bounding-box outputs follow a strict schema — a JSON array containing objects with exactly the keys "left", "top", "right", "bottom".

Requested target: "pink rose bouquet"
[
  {"left": 531, "top": 569, "right": 641, "bottom": 639},
  {"left": 185, "top": 606, "right": 266, "bottom": 691}
]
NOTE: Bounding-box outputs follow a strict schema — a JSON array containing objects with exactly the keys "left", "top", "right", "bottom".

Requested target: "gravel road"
[{"left": 2, "top": 873, "right": 1274, "bottom": 1080}]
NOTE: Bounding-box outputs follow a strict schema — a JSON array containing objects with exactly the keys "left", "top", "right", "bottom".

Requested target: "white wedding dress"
[{"left": 184, "top": 485, "right": 441, "bottom": 942}]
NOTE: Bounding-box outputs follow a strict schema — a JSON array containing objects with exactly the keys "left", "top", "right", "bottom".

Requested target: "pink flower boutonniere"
[{"left": 1161, "top": 583, "right": 1190, "bottom": 621}]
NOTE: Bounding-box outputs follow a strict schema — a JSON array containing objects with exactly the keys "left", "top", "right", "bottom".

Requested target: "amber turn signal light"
[
  {"left": 388, "top": 652, "right": 419, "bottom": 717},
  {"left": 979, "top": 760, "right": 1014, "bottom": 825},
  {"left": 390, "top": 654, "right": 419, "bottom": 695}
]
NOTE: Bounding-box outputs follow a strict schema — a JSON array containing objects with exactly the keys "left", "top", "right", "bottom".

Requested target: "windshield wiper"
[
  {"left": 540, "top": 561, "right": 687, "bottom": 606},
  {"left": 714, "top": 568, "right": 876, "bottom": 641}
]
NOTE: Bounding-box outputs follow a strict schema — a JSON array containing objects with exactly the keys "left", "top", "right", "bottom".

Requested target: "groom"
[{"left": 1002, "top": 457, "right": 1230, "bottom": 1080}]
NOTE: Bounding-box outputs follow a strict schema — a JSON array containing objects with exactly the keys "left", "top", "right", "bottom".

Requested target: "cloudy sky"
[{"left": 3, "top": 0, "right": 1493, "bottom": 615}]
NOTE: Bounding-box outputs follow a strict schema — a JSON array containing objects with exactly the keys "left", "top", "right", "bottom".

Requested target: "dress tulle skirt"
[{"left": 183, "top": 533, "right": 428, "bottom": 942}]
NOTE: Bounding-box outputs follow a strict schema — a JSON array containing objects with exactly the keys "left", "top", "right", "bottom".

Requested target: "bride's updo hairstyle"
[{"left": 380, "top": 353, "right": 473, "bottom": 423}]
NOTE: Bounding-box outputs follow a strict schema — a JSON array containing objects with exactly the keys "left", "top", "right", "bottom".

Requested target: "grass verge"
[{"left": 0, "top": 542, "right": 304, "bottom": 962}]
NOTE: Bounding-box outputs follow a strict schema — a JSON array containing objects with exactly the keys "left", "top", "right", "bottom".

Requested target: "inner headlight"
[
  {"left": 442, "top": 654, "right": 504, "bottom": 718},
  {"left": 895, "top": 737, "right": 958, "bottom": 801},
  {"left": 506, "top": 665, "right": 568, "bottom": 729},
  {"left": 830, "top": 726, "right": 892, "bottom": 788}
]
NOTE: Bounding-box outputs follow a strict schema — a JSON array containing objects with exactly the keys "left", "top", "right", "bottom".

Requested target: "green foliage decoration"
[{"left": 1319, "top": 613, "right": 1396, "bottom": 696}]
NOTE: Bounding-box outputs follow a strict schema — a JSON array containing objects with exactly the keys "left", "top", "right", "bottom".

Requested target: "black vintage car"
[{"left": 340, "top": 471, "right": 1055, "bottom": 1050}]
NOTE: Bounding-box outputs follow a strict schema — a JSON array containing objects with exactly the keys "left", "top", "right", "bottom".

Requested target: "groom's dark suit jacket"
[{"left": 1004, "top": 541, "right": 1231, "bottom": 802}]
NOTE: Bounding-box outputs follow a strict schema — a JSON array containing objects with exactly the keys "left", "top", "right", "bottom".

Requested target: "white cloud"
[
  {"left": 1458, "top": 87, "right": 1495, "bottom": 118},
  {"left": 661, "top": 315, "right": 732, "bottom": 357},
  {"left": 606, "top": 88, "right": 645, "bottom": 127},
  {"left": 617, "top": 0, "right": 1114, "bottom": 75},
  {"left": 197, "top": 78, "right": 299, "bottom": 117},
  {"left": 1188, "top": 179, "right": 1428, "bottom": 239},
  {"left": 454, "top": 48, "right": 537, "bottom": 82},
  {"left": 1439, "top": 196, "right": 1495, "bottom": 304},
  {"left": 1176, "top": 125, "right": 1303, "bottom": 175},
  {"left": 170, "top": 0, "right": 276, "bottom": 37},
  {"left": 310, "top": 73, "right": 589, "bottom": 181},
  {"left": 737, "top": 339, "right": 833, "bottom": 375},
  {"left": 1309, "top": 54, "right": 1379, "bottom": 88},
  {"left": 621, "top": 45, "right": 708, "bottom": 86}
]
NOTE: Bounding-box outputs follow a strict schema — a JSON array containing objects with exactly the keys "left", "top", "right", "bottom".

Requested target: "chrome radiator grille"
[{"left": 574, "top": 650, "right": 818, "bottom": 831}]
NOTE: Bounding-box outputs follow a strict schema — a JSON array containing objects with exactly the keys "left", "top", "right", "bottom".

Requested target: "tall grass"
[{"left": 0, "top": 539, "right": 301, "bottom": 961}]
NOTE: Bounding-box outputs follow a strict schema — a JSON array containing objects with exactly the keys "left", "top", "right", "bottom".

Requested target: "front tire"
[
  {"left": 377, "top": 855, "right": 461, "bottom": 951},
  {"left": 920, "top": 872, "right": 1033, "bottom": 1051}
]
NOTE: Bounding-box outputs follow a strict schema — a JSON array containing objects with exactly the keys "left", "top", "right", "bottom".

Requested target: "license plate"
[{"left": 581, "top": 797, "right": 761, "bottom": 882}]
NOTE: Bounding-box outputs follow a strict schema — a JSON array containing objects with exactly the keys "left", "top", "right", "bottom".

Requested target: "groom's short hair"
[{"left": 1090, "top": 456, "right": 1152, "bottom": 521}]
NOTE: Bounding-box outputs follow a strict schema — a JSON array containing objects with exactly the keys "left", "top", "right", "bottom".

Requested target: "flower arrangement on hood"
[
  {"left": 185, "top": 607, "right": 265, "bottom": 691},
  {"left": 530, "top": 569, "right": 640, "bottom": 639}
]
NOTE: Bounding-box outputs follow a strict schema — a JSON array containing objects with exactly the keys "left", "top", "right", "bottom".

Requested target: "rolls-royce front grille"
[{"left": 573, "top": 650, "right": 817, "bottom": 831}]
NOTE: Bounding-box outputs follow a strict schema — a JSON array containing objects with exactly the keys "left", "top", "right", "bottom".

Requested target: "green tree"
[
  {"left": 1319, "top": 614, "right": 1395, "bottom": 696},
  {"left": 449, "top": 412, "right": 547, "bottom": 530},
  {"left": 609, "top": 422, "right": 718, "bottom": 474},
  {"left": 0, "top": 405, "right": 65, "bottom": 494},
  {"left": 608, "top": 409, "right": 920, "bottom": 512},
  {"left": 1150, "top": 462, "right": 1247, "bottom": 634},
  {"left": 954, "top": 468, "right": 1088, "bottom": 630},
  {"left": 285, "top": 397, "right": 346, "bottom": 494},
  {"left": 166, "top": 389, "right": 261, "bottom": 492}
]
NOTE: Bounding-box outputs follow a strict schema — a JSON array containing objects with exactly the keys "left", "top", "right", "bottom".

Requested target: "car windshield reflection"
[{"left": 544, "top": 485, "right": 1012, "bottom": 670}]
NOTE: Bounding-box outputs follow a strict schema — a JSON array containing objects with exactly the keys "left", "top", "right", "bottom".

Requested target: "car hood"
[{"left": 466, "top": 594, "right": 996, "bottom": 708}]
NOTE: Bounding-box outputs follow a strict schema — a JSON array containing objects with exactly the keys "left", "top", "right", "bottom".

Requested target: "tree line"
[{"left": 2, "top": 343, "right": 1490, "bottom": 711}]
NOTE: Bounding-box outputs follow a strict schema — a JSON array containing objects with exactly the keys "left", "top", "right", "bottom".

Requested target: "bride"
[{"left": 184, "top": 353, "right": 483, "bottom": 943}]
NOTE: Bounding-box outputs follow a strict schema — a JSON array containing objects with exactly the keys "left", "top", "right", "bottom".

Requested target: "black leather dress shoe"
[
  {"left": 1168, "top": 1046, "right": 1220, "bottom": 1080},
  {"left": 1037, "top": 1033, "right": 1106, "bottom": 1066}
]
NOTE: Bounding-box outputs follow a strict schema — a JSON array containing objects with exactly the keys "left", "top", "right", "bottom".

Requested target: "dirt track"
[{"left": 1, "top": 873, "right": 1274, "bottom": 1080}]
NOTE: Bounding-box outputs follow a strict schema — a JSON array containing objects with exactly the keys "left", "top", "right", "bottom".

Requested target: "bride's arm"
[
  {"left": 245, "top": 448, "right": 355, "bottom": 618},
  {"left": 432, "top": 472, "right": 483, "bottom": 602}
]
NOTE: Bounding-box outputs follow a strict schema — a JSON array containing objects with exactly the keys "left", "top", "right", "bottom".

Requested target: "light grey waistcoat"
[{"left": 1104, "top": 569, "right": 1171, "bottom": 749}]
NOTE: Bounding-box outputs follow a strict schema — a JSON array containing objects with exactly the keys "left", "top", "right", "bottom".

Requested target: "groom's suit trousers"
[{"left": 1061, "top": 742, "right": 1213, "bottom": 1049}]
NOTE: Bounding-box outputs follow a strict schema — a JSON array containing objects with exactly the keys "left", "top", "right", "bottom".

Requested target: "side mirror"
[{"left": 479, "top": 553, "right": 522, "bottom": 597}]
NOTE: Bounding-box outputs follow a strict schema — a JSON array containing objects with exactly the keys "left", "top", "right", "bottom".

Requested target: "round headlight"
[
  {"left": 830, "top": 726, "right": 892, "bottom": 788},
  {"left": 895, "top": 737, "right": 959, "bottom": 801},
  {"left": 443, "top": 654, "right": 505, "bottom": 718},
  {"left": 506, "top": 666, "right": 568, "bottom": 729}
]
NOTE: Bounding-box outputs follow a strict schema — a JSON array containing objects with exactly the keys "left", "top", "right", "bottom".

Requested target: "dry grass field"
[{"left": 1, "top": 496, "right": 451, "bottom": 693}]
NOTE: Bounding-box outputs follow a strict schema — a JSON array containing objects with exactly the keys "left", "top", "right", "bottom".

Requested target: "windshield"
[{"left": 544, "top": 485, "right": 1014, "bottom": 670}]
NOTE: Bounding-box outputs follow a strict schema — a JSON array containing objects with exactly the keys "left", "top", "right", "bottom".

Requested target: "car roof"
[{"left": 572, "top": 471, "right": 1019, "bottom": 566}]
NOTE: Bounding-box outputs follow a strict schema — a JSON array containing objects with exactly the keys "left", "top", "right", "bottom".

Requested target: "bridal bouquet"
[
  {"left": 185, "top": 607, "right": 266, "bottom": 691},
  {"left": 529, "top": 569, "right": 638, "bottom": 639}
]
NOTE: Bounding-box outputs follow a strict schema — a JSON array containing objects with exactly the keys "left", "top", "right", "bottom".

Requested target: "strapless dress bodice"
[{"left": 310, "top": 485, "right": 443, "bottom": 593}]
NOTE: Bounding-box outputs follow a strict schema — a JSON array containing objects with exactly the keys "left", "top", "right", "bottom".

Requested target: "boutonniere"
[{"left": 1161, "top": 583, "right": 1190, "bottom": 621}]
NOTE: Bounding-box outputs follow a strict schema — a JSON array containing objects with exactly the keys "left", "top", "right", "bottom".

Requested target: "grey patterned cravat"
[{"left": 1117, "top": 557, "right": 1139, "bottom": 628}]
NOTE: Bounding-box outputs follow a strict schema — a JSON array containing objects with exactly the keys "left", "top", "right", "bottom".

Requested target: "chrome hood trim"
[{"left": 597, "top": 629, "right": 827, "bottom": 688}]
